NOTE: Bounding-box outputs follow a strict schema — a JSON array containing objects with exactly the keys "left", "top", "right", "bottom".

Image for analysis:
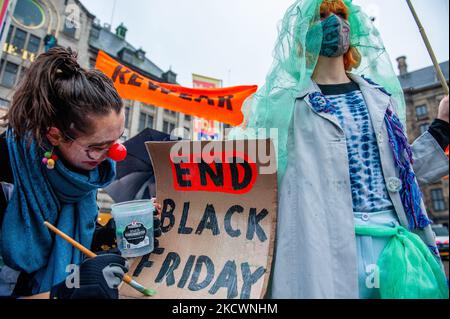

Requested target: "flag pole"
[{"left": 406, "top": 0, "right": 449, "bottom": 95}]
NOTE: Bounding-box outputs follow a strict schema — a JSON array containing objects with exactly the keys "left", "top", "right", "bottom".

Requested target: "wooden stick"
[
  {"left": 21, "top": 292, "right": 51, "bottom": 299},
  {"left": 406, "top": 0, "right": 449, "bottom": 95},
  {"left": 44, "top": 221, "right": 156, "bottom": 297}
]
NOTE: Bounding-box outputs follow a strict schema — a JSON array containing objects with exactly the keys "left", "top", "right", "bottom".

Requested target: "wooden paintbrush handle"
[
  {"left": 44, "top": 221, "right": 97, "bottom": 258},
  {"left": 43, "top": 221, "right": 154, "bottom": 296}
]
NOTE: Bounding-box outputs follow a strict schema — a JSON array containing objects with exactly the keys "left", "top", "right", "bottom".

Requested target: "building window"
[
  {"left": 27, "top": 35, "right": 41, "bottom": 53},
  {"left": 139, "top": 114, "right": 145, "bottom": 132},
  {"left": 142, "top": 103, "right": 155, "bottom": 110},
  {"left": 419, "top": 123, "right": 430, "bottom": 135},
  {"left": 419, "top": 123, "right": 429, "bottom": 135},
  {"left": 63, "top": 17, "right": 77, "bottom": 38},
  {"left": 0, "top": 97, "right": 10, "bottom": 108},
  {"left": 1, "top": 62, "right": 19, "bottom": 88},
  {"left": 136, "top": 49, "right": 145, "bottom": 61},
  {"left": 63, "top": 22, "right": 76, "bottom": 38},
  {"left": 184, "top": 126, "right": 191, "bottom": 139},
  {"left": 185, "top": 115, "right": 191, "bottom": 121},
  {"left": 124, "top": 106, "right": 131, "bottom": 129},
  {"left": 90, "top": 26, "right": 100, "bottom": 39},
  {"left": 12, "top": 0, "right": 46, "bottom": 29},
  {"left": 18, "top": 66, "right": 28, "bottom": 82},
  {"left": 89, "top": 57, "right": 97, "bottom": 69},
  {"left": 6, "top": 26, "right": 13, "bottom": 43},
  {"left": 116, "top": 23, "right": 128, "bottom": 40},
  {"left": 0, "top": 59, "right": 4, "bottom": 86},
  {"left": 415, "top": 105, "right": 428, "bottom": 119},
  {"left": 164, "top": 109, "right": 177, "bottom": 116},
  {"left": 431, "top": 189, "right": 446, "bottom": 212},
  {"left": 121, "top": 50, "right": 134, "bottom": 64},
  {"left": 163, "top": 70, "right": 177, "bottom": 83},
  {"left": 139, "top": 112, "right": 154, "bottom": 132},
  {"left": 12, "top": 28, "right": 27, "bottom": 50},
  {"left": 163, "top": 121, "right": 176, "bottom": 134}
]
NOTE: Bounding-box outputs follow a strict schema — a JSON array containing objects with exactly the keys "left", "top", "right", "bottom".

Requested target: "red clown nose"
[{"left": 108, "top": 143, "right": 127, "bottom": 162}]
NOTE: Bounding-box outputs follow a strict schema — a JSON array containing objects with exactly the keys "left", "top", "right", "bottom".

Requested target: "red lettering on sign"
[{"left": 170, "top": 152, "right": 257, "bottom": 194}]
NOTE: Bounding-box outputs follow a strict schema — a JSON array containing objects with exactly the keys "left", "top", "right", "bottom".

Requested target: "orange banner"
[{"left": 95, "top": 51, "right": 257, "bottom": 126}]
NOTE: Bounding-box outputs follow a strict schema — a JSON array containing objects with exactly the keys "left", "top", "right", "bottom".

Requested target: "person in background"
[{"left": 43, "top": 30, "right": 57, "bottom": 52}]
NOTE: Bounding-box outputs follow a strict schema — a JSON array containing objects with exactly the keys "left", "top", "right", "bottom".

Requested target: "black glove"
[
  {"left": 50, "top": 253, "right": 129, "bottom": 299},
  {"left": 91, "top": 218, "right": 117, "bottom": 253}
]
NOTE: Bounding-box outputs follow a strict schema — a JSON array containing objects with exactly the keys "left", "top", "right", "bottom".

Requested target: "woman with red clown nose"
[
  {"left": 230, "top": 0, "right": 448, "bottom": 299},
  {"left": 0, "top": 47, "right": 150, "bottom": 299}
]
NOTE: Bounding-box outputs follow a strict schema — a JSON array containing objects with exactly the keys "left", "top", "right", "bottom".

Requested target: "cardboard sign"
[
  {"left": 119, "top": 139, "right": 277, "bottom": 299},
  {"left": 95, "top": 51, "right": 257, "bottom": 126}
]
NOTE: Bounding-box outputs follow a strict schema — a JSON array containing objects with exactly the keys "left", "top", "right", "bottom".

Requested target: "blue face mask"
[{"left": 320, "top": 13, "right": 351, "bottom": 57}]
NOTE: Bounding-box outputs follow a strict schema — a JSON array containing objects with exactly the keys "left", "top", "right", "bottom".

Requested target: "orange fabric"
[
  {"left": 319, "top": 0, "right": 349, "bottom": 20},
  {"left": 95, "top": 51, "right": 257, "bottom": 126}
]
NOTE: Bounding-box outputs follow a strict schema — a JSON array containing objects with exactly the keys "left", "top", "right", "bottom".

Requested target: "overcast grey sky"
[{"left": 81, "top": 0, "right": 449, "bottom": 87}]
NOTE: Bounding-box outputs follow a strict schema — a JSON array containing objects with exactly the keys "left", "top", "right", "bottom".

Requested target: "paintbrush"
[{"left": 44, "top": 221, "right": 156, "bottom": 297}]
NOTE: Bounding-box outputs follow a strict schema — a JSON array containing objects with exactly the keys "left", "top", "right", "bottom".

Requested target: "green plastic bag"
[{"left": 355, "top": 224, "right": 449, "bottom": 299}]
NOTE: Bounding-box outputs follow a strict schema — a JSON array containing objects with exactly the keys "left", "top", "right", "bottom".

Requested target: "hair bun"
[{"left": 49, "top": 47, "right": 81, "bottom": 76}]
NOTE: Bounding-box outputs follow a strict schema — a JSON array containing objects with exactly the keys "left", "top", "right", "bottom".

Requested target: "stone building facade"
[
  {"left": 0, "top": 0, "right": 190, "bottom": 211},
  {"left": 0, "top": 0, "right": 94, "bottom": 119},
  {"left": 397, "top": 56, "right": 449, "bottom": 226}
]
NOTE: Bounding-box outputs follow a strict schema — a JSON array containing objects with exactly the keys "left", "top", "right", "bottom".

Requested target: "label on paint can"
[{"left": 123, "top": 222, "right": 149, "bottom": 249}]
